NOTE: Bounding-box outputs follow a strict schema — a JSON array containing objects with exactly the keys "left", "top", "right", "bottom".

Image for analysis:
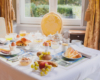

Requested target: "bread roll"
[{"left": 21, "top": 38, "right": 31, "bottom": 44}]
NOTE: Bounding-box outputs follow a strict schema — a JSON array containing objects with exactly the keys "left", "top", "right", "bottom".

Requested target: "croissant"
[{"left": 64, "top": 47, "right": 82, "bottom": 58}]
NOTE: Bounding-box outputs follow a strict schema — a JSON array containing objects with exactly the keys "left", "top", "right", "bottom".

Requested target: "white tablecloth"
[{"left": 0, "top": 46, "right": 100, "bottom": 80}]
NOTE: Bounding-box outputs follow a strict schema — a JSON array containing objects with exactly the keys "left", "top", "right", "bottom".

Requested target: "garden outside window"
[{"left": 19, "top": 0, "right": 86, "bottom": 26}]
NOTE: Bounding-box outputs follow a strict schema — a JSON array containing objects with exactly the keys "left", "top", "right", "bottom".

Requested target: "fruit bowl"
[
  {"left": 37, "top": 51, "right": 52, "bottom": 60},
  {"left": 19, "top": 55, "right": 33, "bottom": 66}
]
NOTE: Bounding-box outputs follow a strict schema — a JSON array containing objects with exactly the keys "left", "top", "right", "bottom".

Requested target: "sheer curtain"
[
  {"left": 0, "top": 0, "right": 15, "bottom": 34},
  {"left": 84, "top": 0, "right": 100, "bottom": 50}
]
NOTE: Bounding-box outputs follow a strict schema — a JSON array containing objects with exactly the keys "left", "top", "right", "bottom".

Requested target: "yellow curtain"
[
  {"left": 84, "top": 0, "right": 100, "bottom": 50},
  {"left": 0, "top": 0, "right": 15, "bottom": 34}
]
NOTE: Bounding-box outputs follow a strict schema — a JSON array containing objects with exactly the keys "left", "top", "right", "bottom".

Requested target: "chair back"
[
  {"left": 41, "top": 12, "right": 62, "bottom": 36},
  {"left": 0, "top": 17, "right": 6, "bottom": 38}
]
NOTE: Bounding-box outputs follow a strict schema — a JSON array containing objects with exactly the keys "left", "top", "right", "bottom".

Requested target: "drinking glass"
[
  {"left": 51, "top": 41, "right": 59, "bottom": 54},
  {"left": 20, "top": 31, "right": 26, "bottom": 37},
  {"left": 5, "top": 34, "right": 13, "bottom": 41}
]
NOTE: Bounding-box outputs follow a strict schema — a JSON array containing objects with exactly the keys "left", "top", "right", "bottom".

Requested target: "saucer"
[{"left": 25, "top": 46, "right": 38, "bottom": 52}]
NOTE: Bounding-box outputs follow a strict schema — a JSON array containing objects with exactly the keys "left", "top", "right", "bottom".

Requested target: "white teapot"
[
  {"left": 47, "top": 34, "right": 53, "bottom": 40},
  {"left": 53, "top": 32, "right": 62, "bottom": 42}
]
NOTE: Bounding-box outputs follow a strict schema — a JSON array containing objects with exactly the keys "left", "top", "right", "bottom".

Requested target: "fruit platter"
[{"left": 31, "top": 60, "right": 58, "bottom": 76}]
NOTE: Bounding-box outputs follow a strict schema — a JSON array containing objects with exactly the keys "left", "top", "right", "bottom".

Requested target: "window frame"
[{"left": 17, "top": 0, "right": 87, "bottom": 27}]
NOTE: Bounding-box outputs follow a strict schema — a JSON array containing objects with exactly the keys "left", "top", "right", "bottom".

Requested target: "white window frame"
[{"left": 17, "top": 0, "right": 87, "bottom": 27}]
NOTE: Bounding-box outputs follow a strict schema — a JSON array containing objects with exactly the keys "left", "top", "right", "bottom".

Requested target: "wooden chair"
[
  {"left": 41, "top": 12, "right": 62, "bottom": 36},
  {"left": 0, "top": 17, "right": 6, "bottom": 38}
]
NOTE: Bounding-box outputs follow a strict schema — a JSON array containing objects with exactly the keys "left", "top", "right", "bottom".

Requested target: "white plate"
[
  {"left": 0, "top": 48, "right": 21, "bottom": 56},
  {"left": 17, "top": 46, "right": 26, "bottom": 49},
  {"left": 62, "top": 53, "right": 82, "bottom": 60},
  {"left": 25, "top": 46, "right": 38, "bottom": 52}
]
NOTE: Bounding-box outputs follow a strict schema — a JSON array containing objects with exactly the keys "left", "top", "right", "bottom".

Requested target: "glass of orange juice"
[{"left": 20, "top": 31, "right": 26, "bottom": 37}]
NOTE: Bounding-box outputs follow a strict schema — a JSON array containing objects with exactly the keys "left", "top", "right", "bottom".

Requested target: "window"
[
  {"left": 25, "top": 0, "right": 49, "bottom": 17},
  {"left": 19, "top": 0, "right": 85, "bottom": 26},
  {"left": 57, "top": 0, "right": 81, "bottom": 19}
]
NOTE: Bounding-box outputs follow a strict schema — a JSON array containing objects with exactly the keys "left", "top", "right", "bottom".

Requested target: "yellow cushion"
[{"left": 41, "top": 12, "right": 62, "bottom": 36}]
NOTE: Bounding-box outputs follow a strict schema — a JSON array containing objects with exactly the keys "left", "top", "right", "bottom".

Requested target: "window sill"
[{"left": 15, "top": 23, "right": 86, "bottom": 29}]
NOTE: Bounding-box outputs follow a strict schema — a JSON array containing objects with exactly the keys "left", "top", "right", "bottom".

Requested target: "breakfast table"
[
  {"left": 0, "top": 32, "right": 100, "bottom": 80},
  {"left": 0, "top": 44, "right": 100, "bottom": 80}
]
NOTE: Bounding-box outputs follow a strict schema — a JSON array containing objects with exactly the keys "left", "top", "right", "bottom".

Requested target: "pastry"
[
  {"left": 16, "top": 40, "right": 26, "bottom": 46},
  {"left": 20, "top": 57, "right": 32, "bottom": 66},
  {"left": 16, "top": 38, "right": 31, "bottom": 46},
  {"left": 21, "top": 38, "right": 31, "bottom": 44},
  {"left": 64, "top": 47, "right": 82, "bottom": 58},
  {"left": 64, "top": 47, "right": 74, "bottom": 57}
]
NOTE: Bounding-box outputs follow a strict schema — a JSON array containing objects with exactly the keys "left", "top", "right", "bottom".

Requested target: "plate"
[
  {"left": 62, "top": 53, "right": 82, "bottom": 60},
  {"left": 0, "top": 48, "right": 22, "bottom": 56},
  {"left": 25, "top": 46, "right": 38, "bottom": 52},
  {"left": 17, "top": 46, "right": 26, "bottom": 49}
]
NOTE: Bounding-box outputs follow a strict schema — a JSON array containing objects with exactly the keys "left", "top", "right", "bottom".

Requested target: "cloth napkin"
[
  {"left": 71, "top": 45, "right": 100, "bottom": 59},
  {"left": 0, "top": 38, "right": 6, "bottom": 43}
]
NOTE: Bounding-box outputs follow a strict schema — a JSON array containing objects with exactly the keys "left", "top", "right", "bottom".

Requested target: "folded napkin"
[
  {"left": 71, "top": 45, "right": 100, "bottom": 59},
  {"left": 0, "top": 38, "right": 6, "bottom": 44}
]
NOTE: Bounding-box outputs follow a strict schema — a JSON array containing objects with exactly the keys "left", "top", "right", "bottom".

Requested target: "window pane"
[
  {"left": 25, "top": 0, "right": 49, "bottom": 17},
  {"left": 57, "top": 0, "right": 82, "bottom": 19}
]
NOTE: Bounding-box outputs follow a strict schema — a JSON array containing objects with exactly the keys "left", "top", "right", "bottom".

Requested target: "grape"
[
  {"left": 42, "top": 52, "right": 45, "bottom": 54},
  {"left": 35, "top": 62, "right": 39, "bottom": 66},
  {"left": 34, "top": 61, "right": 38, "bottom": 65},
  {"left": 34, "top": 66, "right": 38, "bottom": 70},
  {"left": 46, "top": 68, "right": 50, "bottom": 72},
  {"left": 47, "top": 65, "right": 52, "bottom": 69},
  {"left": 45, "top": 63, "right": 48, "bottom": 67},
  {"left": 36, "top": 64, "right": 39, "bottom": 66},
  {"left": 39, "top": 58, "right": 43, "bottom": 60},
  {"left": 31, "top": 64, "right": 35, "bottom": 68},
  {"left": 44, "top": 71, "right": 48, "bottom": 75},
  {"left": 48, "top": 52, "right": 50, "bottom": 55},
  {"left": 39, "top": 56, "right": 43, "bottom": 60},
  {"left": 41, "top": 68, "right": 45, "bottom": 72},
  {"left": 45, "top": 52, "right": 47, "bottom": 55},
  {"left": 39, "top": 54, "right": 43, "bottom": 57},
  {"left": 39, "top": 56, "right": 41, "bottom": 59},
  {"left": 40, "top": 71, "right": 44, "bottom": 76}
]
